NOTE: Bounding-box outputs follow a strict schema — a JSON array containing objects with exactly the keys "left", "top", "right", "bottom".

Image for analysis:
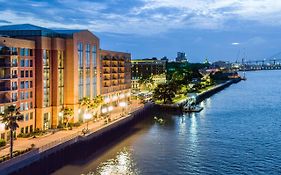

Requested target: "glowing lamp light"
[
  {"left": 58, "top": 112, "right": 63, "bottom": 117},
  {"left": 104, "top": 98, "right": 110, "bottom": 103},
  {"left": 84, "top": 113, "right": 92, "bottom": 120},
  {"left": 108, "top": 106, "right": 113, "bottom": 111},
  {"left": 119, "top": 102, "right": 127, "bottom": 107},
  {"left": 78, "top": 109, "right": 81, "bottom": 114},
  {"left": 120, "top": 93, "right": 125, "bottom": 98},
  {"left": 126, "top": 92, "right": 131, "bottom": 97},
  {"left": 0, "top": 123, "right": 5, "bottom": 131},
  {"left": 112, "top": 95, "right": 118, "bottom": 101},
  {"left": 101, "top": 108, "right": 108, "bottom": 113}
]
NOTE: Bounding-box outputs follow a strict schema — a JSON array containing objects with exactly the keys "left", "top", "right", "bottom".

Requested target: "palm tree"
[
  {"left": 61, "top": 107, "right": 74, "bottom": 128},
  {"left": 79, "top": 97, "right": 91, "bottom": 110},
  {"left": 90, "top": 96, "right": 104, "bottom": 117},
  {"left": 0, "top": 105, "right": 23, "bottom": 159}
]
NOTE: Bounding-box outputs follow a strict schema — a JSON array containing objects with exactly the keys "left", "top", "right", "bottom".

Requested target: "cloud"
[
  {"left": 0, "top": 0, "right": 281, "bottom": 35},
  {"left": 231, "top": 42, "right": 240, "bottom": 45}
]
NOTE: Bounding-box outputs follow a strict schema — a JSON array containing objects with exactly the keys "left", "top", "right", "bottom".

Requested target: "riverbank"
[
  {"left": 0, "top": 102, "right": 155, "bottom": 175},
  {"left": 156, "top": 78, "right": 241, "bottom": 110}
]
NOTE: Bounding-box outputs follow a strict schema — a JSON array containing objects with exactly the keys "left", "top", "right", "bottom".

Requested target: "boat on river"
[
  {"left": 182, "top": 105, "right": 203, "bottom": 112},
  {"left": 181, "top": 96, "right": 203, "bottom": 113}
]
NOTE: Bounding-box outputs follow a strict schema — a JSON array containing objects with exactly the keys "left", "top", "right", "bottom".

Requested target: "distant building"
[
  {"left": 131, "top": 59, "right": 166, "bottom": 91},
  {"left": 176, "top": 52, "right": 188, "bottom": 62}
]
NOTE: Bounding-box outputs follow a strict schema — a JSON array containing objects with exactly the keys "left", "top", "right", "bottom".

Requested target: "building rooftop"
[{"left": 0, "top": 24, "right": 86, "bottom": 38}]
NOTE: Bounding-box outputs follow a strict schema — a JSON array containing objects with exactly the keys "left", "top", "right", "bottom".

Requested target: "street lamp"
[
  {"left": 83, "top": 113, "right": 92, "bottom": 134},
  {"left": 119, "top": 102, "right": 127, "bottom": 116},
  {"left": 108, "top": 106, "right": 113, "bottom": 120}
]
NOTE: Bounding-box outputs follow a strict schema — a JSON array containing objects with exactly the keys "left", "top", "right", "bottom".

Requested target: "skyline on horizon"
[{"left": 1, "top": 0, "right": 281, "bottom": 62}]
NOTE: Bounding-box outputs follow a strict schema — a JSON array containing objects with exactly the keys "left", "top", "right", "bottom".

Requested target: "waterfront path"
[{"left": 0, "top": 100, "right": 143, "bottom": 157}]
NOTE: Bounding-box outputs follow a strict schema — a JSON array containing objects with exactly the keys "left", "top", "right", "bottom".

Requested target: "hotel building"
[
  {"left": 131, "top": 59, "right": 166, "bottom": 91},
  {"left": 0, "top": 36, "right": 35, "bottom": 139},
  {"left": 100, "top": 50, "right": 131, "bottom": 111},
  {"left": 0, "top": 24, "right": 105, "bottom": 133}
]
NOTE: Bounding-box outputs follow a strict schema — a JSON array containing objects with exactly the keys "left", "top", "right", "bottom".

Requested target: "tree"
[
  {"left": 153, "top": 82, "right": 178, "bottom": 104},
  {"left": 61, "top": 107, "right": 74, "bottom": 128},
  {"left": 0, "top": 105, "right": 23, "bottom": 159},
  {"left": 79, "top": 97, "right": 91, "bottom": 110},
  {"left": 89, "top": 96, "right": 104, "bottom": 117}
]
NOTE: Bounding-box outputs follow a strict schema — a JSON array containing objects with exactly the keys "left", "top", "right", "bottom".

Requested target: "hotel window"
[
  {"left": 20, "top": 92, "right": 24, "bottom": 100},
  {"left": 21, "top": 71, "right": 24, "bottom": 78},
  {"left": 58, "top": 50, "right": 64, "bottom": 105},
  {"left": 92, "top": 45, "right": 97, "bottom": 97},
  {"left": 20, "top": 103, "right": 24, "bottom": 111},
  {"left": 25, "top": 113, "right": 29, "bottom": 121},
  {"left": 25, "top": 81, "right": 29, "bottom": 89},
  {"left": 25, "top": 92, "right": 29, "bottom": 99},
  {"left": 12, "top": 93, "right": 17, "bottom": 101},
  {"left": 30, "top": 112, "right": 33, "bottom": 120},
  {"left": 43, "top": 50, "right": 50, "bottom": 107},
  {"left": 86, "top": 44, "right": 90, "bottom": 68},
  {"left": 25, "top": 59, "right": 29, "bottom": 67},
  {"left": 20, "top": 81, "right": 24, "bottom": 89},
  {"left": 20, "top": 48, "right": 25, "bottom": 56},
  {"left": 25, "top": 102, "right": 28, "bottom": 110},
  {"left": 43, "top": 50, "right": 50, "bottom": 67},
  {"left": 12, "top": 58, "right": 17, "bottom": 66},
  {"left": 78, "top": 70, "right": 83, "bottom": 100},
  {"left": 86, "top": 69, "right": 90, "bottom": 97},
  {"left": 78, "top": 43, "right": 84, "bottom": 100},
  {"left": 78, "top": 43, "right": 83, "bottom": 68},
  {"left": 20, "top": 59, "right": 25, "bottom": 67},
  {"left": 25, "top": 48, "right": 29, "bottom": 56}
]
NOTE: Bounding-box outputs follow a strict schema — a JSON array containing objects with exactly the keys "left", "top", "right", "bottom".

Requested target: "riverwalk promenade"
[{"left": 0, "top": 100, "right": 143, "bottom": 158}]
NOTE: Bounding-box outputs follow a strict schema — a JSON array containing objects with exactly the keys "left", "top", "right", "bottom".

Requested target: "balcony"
[
  {"left": 0, "top": 51, "right": 18, "bottom": 56},
  {"left": 0, "top": 63, "right": 18, "bottom": 67},
  {"left": 112, "top": 64, "right": 118, "bottom": 67},
  {"left": 102, "top": 56, "right": 110, "bottom": 60},
  {"left": 103, "top": 71, "right": 110, "bottom": 74},
  {"left": 0, "top": 74, "right": 18, "bottom": 80},
  {"left": 103, "top": 64, "right": 110, "bottom": 67},
  {"left": 0, "top": 86, "right": 18, "bottom": 92}
]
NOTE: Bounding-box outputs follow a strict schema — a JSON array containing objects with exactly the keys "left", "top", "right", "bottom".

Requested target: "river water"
[{"left": 53, "top": 70, "right": 281, "bottom": 175}]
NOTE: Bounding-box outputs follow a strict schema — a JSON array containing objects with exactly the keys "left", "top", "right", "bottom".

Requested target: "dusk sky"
[{"left": 1, "top": 0, "right": 281, "bottom": 62}]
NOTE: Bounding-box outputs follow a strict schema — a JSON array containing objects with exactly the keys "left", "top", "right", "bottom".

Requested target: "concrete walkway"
[{"left": 0, "top": 100, "right": 143, "bottom": 157}]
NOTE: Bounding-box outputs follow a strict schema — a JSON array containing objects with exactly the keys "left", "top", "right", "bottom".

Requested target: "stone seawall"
[
  {"left": 156, "top": 78, "right": 241, "bottom": 110},
  {"left": 0, "top": 103, "right": 156, "bottom": 175},
  {"left": 196, "top": 78, "right": 241, "bottom": 104}
]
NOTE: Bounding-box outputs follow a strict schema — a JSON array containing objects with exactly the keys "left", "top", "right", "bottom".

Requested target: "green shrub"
[{"left": 0, "top": 139, "right": 6, "bottom": 147}]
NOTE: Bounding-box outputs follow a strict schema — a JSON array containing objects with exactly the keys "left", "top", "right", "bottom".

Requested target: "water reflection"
[
  {"left": 88, "top": 148, "right": 139, "bottom": 175},
  {"left": 189, "top": 113, "right": 198, "bottom": 144}
]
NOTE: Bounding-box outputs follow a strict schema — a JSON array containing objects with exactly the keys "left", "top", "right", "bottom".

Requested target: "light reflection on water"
[{"left": 86, "top": 148, "right": 139, "bottom": 175}]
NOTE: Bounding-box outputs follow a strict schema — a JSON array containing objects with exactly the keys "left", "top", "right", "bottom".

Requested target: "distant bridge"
[{"left": 235, "top": 52, "right": 281, "bottom": 71}]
